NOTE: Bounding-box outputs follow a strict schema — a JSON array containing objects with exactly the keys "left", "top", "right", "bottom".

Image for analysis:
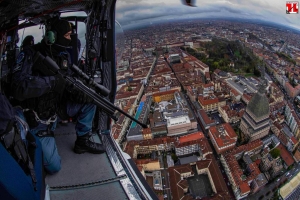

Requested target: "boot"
[{"left": 74, "top": 132, "right": 106, "bottom": 154}]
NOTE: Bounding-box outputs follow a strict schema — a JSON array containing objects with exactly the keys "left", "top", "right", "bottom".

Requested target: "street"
[
  {"left": 247, "top": 163, "right": 300, "bottom": 200},
  {"left": 182, "top": 93, "right": 203, "bottom": 132},
  {"left": 160, "top": 152, "right": 171, "bottom": 199},
  {"left": 266, "top": 70, "right": 300, "bottom": 117}
]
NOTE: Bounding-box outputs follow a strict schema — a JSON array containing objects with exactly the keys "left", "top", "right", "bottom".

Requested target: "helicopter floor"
[{"left": 45, "top": 122, "right": 128, "bottom": 200}]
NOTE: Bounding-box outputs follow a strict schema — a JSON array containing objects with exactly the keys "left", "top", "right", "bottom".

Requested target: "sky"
[{"left": 116, "top": 0, "right": 300, "bottom": 30}]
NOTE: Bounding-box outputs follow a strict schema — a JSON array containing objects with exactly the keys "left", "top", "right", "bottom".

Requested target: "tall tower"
[{"left": 240, "top": 84, "right": 270, "bottom": 142}]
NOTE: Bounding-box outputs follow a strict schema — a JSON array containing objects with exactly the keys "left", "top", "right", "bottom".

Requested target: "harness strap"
[
  {"left": 24, "top": 109, "right": 57, "bottom": 125},
  {"left": 25, "top": 147, "right": 37, "bottom": 191},
  {"left": 0, "top": 122, "right": 37, "bottom": 190},
  {"left": 1, "top": 127, "right": 15, "bottom": 149},
  {"left": 36, "top": 130, "right": 55, "bottom": 137}
]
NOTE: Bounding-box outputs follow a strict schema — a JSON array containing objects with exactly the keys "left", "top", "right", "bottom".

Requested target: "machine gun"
[{"left": 33, "top": 51, "right": 147, "bottom": 128}]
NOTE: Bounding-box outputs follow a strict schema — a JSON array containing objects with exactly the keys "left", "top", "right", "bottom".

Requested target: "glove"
[
  {"left": 70, "top": 88, "right": 93, "bottom": 104},
  {"left": 76, "top": 92, "right": 93, "bottom": 104},
  {"left": 52, "top": 73, "right": 66, "bottom": 94}
]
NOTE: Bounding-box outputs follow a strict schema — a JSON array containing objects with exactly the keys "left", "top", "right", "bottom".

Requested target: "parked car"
[{"left": 286, "top": 172, "right": 290, "bottom": 177}]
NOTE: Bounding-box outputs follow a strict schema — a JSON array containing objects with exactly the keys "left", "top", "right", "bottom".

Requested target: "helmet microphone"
[{"left": 45, "top": 31, "right": 56, "bottom": 45}]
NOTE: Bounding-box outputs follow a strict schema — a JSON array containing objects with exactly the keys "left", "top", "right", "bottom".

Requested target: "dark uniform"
[
  {"left": 11, "top": 19, "right": 105, "bottom": 174},
  {"left": 0, "top": 93, "right": 44, "bottom": 200},
  {"left": 21, "top": 35, "right": 34, "bottom": 50}
]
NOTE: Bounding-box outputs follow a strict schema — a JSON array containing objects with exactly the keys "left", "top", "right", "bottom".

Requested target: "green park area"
[
  {"left": 270, "top": 148, "right": 281, "bottom": 159},
  {"left": 182, "top": 38, "right": 261, "bottom": 77}
]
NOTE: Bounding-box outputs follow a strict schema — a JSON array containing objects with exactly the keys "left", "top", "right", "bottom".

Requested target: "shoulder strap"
[
  {"left": 4, "top": 119, "right": 15, "bottom": 135},
  {"left": 0, "top": 93, "right": 15, "bottom": 136},
  {"left": 1, "top": 122, "right": 37, "bottom": 190},
  {"left": 14, "top": 125, "right": 38, "bottom": 189}
]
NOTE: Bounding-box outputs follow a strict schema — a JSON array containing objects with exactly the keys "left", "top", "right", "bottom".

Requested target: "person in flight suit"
[
  {"left": 21, "top": 35, "right": 34, "bottom": 50},
  {"left": 11, "top": 19, "right": 106, "bottom": 175}
]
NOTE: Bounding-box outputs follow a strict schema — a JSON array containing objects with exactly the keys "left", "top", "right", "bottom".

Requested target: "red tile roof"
[
  {"left": 291, "top": 110, "right": 300, "bottom": 125},
  {"left": 135, "top": 159, "right": 159, "bottom": 165},
  {"left": 124, "top": 137, "right": 177, "bottom": 158},
  {"left": 209, "top": 123, "right": 237, "bottom": 149},
  {"left": 293, "top": 147, "right": 300, "bottom": 162},
  {"left": 186, "top": 86, "right": 192, "bottom": 92},
  {"left": 141, "top": 95, "right": 147, "bottom": 102},
  {"left": 203, "top": 83, "right": 214, "bottom": 88},
  {"left": 277, "top": 144, "right": 295, "bottom": 167},
  {"left": 152, "top": 89, "right": 179, "bottom": 97},
  {"left": 198, "top": 95, "right": 219, "bottom": 106},
  {"left": 242, "top": 93, "right": 252, "bottom": 103},
  {"left": 220, "top": 105, "right": 237, "bottom": 117},
  {"left": 255, "top": 159, "right": 261, "bottom": 166},
  {"left": 179, "top": 132, "right": 204, "bottom": 143},
  {"left": 205, "top": 72, "right": 211, "bottom": 79},
  {"left": 142, "top": 128, "right": 151, "bottom": 135},
  {"left": 214, "top": 69, "right": 221, "bottom": 74},
  {"left": 278, "top": 133, "right": 288, "bottom": 146},
  {"left": 195, "top": 60, "right": 209, "bottom": 70},
  {"left": 168, "top": 165, "right": 193, "bottom": 200},
  {"left": 231, "top": 88, "right": 240, "bottom": 96},
  {"left": 137, "top": 166, "right": 143, "bottom": 172},
  {"left": 181, "top": 195, "right": 194, "bottom": 200},
  {"left": 178, "top": 179, "right": 189, "bottom": 190},
  {"left": 239, "top": 182, "right": 250, "bottom": 195},
  {"left": 291, "top": 136, "right": 298, "bottom": 145},
  {"left": 273, "top": 121, "right": 283, "bottom": 130},
  {"left": 199, "top": 109, "right": 215, "bottom": 124}
]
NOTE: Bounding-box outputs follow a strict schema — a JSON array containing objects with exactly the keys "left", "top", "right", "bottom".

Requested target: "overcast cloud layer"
[{"left": 116, "top": 0, "right": 300, "bottom": 30}]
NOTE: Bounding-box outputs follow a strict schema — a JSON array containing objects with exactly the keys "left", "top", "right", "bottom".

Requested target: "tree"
[
  {"left": 245, "top": 67, "right": 251, "bottom": 73},
  {"left": 171, "top": 153, "right": 178, "bottom": 162},
  {"left": 272, "top": 190, "right": 280, "bottom": 200},
  {"left": 213, "top": 61, "right": 220, "bottom": 68},
  {"left": 253, "top": 68, "right": 261, "bottom": 77},
  {"left": 270, "top": 148, "right": 281, "bottom": 159},
  {"left": 127, "top": 86, "right": 132, "bottom": 91},
  {"left": 288, "top": 163, "right": 294, "bottom": 170}
]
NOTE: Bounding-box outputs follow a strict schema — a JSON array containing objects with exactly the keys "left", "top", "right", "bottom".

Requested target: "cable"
[
  {"left": 20, "top": 26, "right": 26, "bottom": 46},
  {"left": 49, "top": 45, "right": 54, "bottom": 60}
]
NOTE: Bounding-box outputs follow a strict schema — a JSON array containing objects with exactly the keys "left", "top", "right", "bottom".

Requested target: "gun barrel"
[
  {"left": 67, "top": 77, "right": 147, "bottom": 128},
  {"left": 71, "top": 64, "right": 110, "bottom": 96}
]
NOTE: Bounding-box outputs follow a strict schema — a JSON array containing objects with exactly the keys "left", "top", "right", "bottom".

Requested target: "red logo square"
[{"left": 286, "top": 1, "right": 299, "bottom": 14}]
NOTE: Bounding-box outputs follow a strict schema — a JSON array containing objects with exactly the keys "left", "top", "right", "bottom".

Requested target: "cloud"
[
  {"left": 117, "top": 3, "right": 227, "bottom": 25},
  {"left": 115, "top": 0, "right": 300, "bottom": 30},
  {"left": 220, "top": 6, "right": 244, "bottom": 14}
]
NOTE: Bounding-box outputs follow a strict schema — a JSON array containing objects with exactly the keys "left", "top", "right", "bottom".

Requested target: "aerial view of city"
[{"left": 112, "top": 1, "right": 300, "bottom": 200}]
